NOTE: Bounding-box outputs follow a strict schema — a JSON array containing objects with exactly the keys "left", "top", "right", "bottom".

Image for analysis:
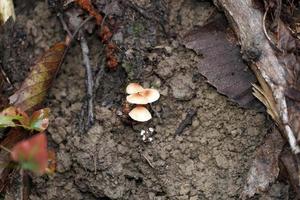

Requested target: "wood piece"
[
  {"left": 242, "top": 127, "right": 285, "bottom": 198},
  {"left": 213, "top": 0, "right": 300, "bottom": 153}
]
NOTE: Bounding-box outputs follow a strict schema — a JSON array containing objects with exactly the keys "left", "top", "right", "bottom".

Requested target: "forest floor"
[{"left": 3, "top": 0, "right": 293, "bottom": 199}]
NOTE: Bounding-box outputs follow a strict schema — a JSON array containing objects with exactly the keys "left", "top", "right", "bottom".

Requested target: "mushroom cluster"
[{"left": 126, "top": 83, "right": 160, "bottom": 122}]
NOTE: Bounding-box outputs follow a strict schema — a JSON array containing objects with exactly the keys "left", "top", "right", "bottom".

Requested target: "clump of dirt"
[{"left": 3, "top": 0, "right": 292, "bottom": 199}]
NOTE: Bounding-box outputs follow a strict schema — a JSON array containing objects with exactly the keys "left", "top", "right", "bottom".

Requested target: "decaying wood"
[
  {"left": 213, "top": 0, "right": 300, "bottom": 153},
  {"left": 242, "top": 127, "right": 285, "bottom": 198}
]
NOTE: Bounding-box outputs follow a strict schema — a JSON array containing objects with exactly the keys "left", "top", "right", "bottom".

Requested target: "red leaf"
[{"left": 11, "top": 133, "right": 48, "bottom": 174}]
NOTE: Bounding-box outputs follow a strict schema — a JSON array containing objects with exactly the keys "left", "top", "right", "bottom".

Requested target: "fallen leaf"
[
  {"left": 29, "top": 108, "right": 50, "bottom": 131},
  {"left": 241, "top": 128, "right": 285, "bottom": 199},
  {"left": 9, "top": 42, "right": 66, "bottom": 113},
  {"left": 11, "top": 133, "right": 48, "bottom": 174},
  {"left": 0, "top": 106, "right": 29, "bottom": 129},
  {"left": 183, "top": 17, "right": 260, "bottom": 108},
  {"left": 75, "top": 0, "right": 102, "bottom": 25},
  {"left": 279, "top": 146, "right": 300, "bottom": 198},
  {"left": 0, "top": 107, "right": 49, "bottom": 131},
  {"left": 0, "top": 41, "right": 64, "bottom": 191},
  {"left": 46, "top": 149, "right": 56, "bottom": 174},
  {"left": 0, "top": 129, "right": 28, "bottom": 192}
]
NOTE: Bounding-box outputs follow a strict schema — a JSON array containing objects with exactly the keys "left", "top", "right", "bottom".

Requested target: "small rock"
[
  {"left": 155, "top": 58, "right": 176, "bottom": 78},
  {"left": 57, "top": 150, "right": 72, "bottom": 172},
  {"left": 170, "top": 73, "right": 195, "bottom": 100},
  {"left": 112, "top": 32, "right": 124, "bottom": 44},
  {"left": 215, "top": 153, "right": 229, "bottom": 169},
  {"left": 190, "top": 196, "right": 198, "bottom": 200},
  {"left": 179, "top": 183, "right": 190, "bottom": 195},
  {"left": 50, "top": 126, "right": 67, "bottom": 144},
  {"left": 104, "top": 1, "right": 123, "bottom": 16}
]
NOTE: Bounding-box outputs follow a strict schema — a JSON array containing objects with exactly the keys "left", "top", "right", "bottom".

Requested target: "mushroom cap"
[
  {"left": 126, "top": 93, "right": 148, "bottom": 104},
  {"left": 129, "top": 106, "right": 152, "bottom": 122},
  {"left": 126, "top": 83, "right": 144, "bottom": 94},
  {"left": 139, "top": 89, "right": 160, "bottom": 103}
]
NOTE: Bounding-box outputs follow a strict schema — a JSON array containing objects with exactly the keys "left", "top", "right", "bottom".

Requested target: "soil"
[{"left": 2, "top": 0, "right": 293, "bottom": 199}]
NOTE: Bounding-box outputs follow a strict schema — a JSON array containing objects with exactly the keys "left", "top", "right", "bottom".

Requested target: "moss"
[
  {"left": 122, "top": 61, "right": 135, "bottom": 80},
  {"left": 131, "top": 22, "right": 145, "bottom": 36}
]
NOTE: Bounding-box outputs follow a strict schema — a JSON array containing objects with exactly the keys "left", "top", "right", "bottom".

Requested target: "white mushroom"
[
  {"left": 126, "top": 83, "right": 144, "bottom": 94},
  {"left": 139, "top": 89, "right": 160, "bottom": 103},
  {"left": 126, "top": 93, "right": 149, "bottom": 105},
  {"left": 128, "top": 106, "right": 152, "bottom": 122}
]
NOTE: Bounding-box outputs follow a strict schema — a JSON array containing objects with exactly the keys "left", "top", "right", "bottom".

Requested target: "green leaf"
[
  {"left": 20, "top": 161, "right": 39, "bottom": 172},
  {"left": 0, "top": 115, "right": 23, "bottom": 128}
]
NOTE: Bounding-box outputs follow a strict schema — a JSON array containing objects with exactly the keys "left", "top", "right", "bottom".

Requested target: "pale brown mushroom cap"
[
  {"left": 126, "top": 83, "right": 144, "bottom": 94},
  {"left": 139, "top": 89, "right": 160, "bottom": 103},
  {"left": 129, "top": 106, "right": 152, "bottom": 122},
  {"left": 126, "top": 93, "right": 148, "bottom": 104}
]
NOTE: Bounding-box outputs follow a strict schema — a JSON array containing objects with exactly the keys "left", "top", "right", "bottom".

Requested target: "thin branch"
[
  {"left": 79, "top": 31, "right": 94, "bottom": 131},
  {"left": 93, "top": 56, "right": 105, "bottom": 94},
  {"left": 262, "top": 7, "right": 283, "bottom": 53},
  {"left": 57, "top": 13, "right": 72, "bottom": 38},
  {"left": 0, "top": 144, "right": 11, "bottom": 153},
  {"left": 63, "top": 16, "right": 93, "bottom": 46},
  {"left": 0, "top": 64, "right": 13, "bottom": 89}
]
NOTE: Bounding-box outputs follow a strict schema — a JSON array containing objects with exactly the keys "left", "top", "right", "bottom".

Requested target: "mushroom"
[
  {"left": 129, "top": 106, "right": 152, "bottom": 122},
  {"left": 139, "top": 89, "right": 160, "bottom": 103},
  {"left": 125, "top": 83, "right": 160, "bottom": 122},
  {"left": 126, "top": 83, "right": 144, "bottom": 94},
  {"left": 126, "top": 93, "right": 149, "bottom": 104}
]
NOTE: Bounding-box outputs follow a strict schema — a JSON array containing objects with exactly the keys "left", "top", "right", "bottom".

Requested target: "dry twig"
[
  {"left": 175, "top": 109, "right": 197, "bottom": 135},
  {"left": 79, "top": 31, "right": 94, "bottom": 130}
]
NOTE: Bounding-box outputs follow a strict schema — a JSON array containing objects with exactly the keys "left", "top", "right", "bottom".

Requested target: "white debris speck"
[
  {"left": 140, "top": 130, "right": 146, "bottom": 135},
  {"left": 148, "top": 137, "right": 153, "bottom": 142},
  {"left": 116, "top": 110, "right": 123, "bottom": 116},
  {"left": 149, "top": 127, "right": 154, "bottom": 132}
]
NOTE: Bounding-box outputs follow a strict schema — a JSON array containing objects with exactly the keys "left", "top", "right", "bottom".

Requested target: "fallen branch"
[
  {"left": 213, "top": 0, "right": 300, "bottom": 197},
  {"left": 213, "top": 0, "right": 300, "bottom": 153}
]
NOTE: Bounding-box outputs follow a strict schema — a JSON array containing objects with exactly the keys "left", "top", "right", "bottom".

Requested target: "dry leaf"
[
  {"left": 241, "top": 128, "right": 285, "bottom": 199},
  {"left": 279, "top": 147, "right": 300, "bottom": 198},
  {"left": 46, "top": 149, "right": 56, "bottom": 174},
  {"left": 183, "top": 17, "right": 260, "bottom": 108},
  {"left": 9, "top": 42, "right": 66, "bottom": 113},
  {"left": 75, "top": 0, "right": 102, "bottom": 25}
]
